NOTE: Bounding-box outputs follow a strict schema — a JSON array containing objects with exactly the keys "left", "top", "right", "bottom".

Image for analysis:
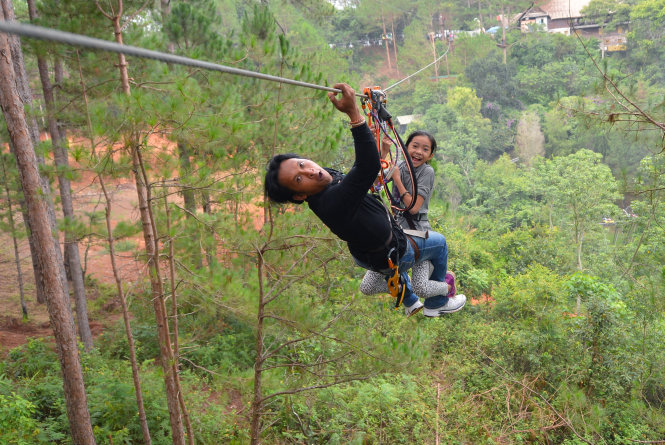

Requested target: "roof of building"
[
  {"left": 521, "top": 7, "right": 548, "bottom": 19},
  {"left": 540, "top": 0, "right": 591, "bottom": 20},
  {"left": 396, "top": 115, "right": 422, "bottom": 125}
]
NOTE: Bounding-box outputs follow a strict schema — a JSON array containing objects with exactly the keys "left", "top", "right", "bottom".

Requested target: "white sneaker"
[
  {"left": 423, "top": 294, "right": 466, "bottom": 317},
  {"left": 404, "top": 300, "right": 424, "bottom": 317}
]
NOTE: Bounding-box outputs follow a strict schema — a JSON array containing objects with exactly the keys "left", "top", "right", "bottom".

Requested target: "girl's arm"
[{"left": 392, "top": 164, "right": 427, "bottom": 214}]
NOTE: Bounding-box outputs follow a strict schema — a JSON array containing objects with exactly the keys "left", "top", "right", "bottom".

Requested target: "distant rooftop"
[
  {"left": 396, "top": 115, "right": 422, "bottom": 126},
  {"left": 540, "top": 0, "right": 591, "bottom": 20}
]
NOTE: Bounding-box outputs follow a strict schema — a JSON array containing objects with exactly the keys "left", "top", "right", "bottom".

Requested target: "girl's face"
[{"left": 407, "top": 135, "right": 434, "bottom": 168}]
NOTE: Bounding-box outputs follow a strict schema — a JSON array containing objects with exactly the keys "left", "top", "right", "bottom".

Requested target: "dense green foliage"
[{"left": 1, "top": 0, "right": 665, "bottom": 443}]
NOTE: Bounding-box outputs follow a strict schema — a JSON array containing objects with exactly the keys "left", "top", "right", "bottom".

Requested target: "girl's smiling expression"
[{"left": 407, "top": 135, "right": 434, "bottom": 168}]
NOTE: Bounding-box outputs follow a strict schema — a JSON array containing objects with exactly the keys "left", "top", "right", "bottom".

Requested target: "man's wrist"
[
  {"left": 350, "top": 117, "right": 366, "bottom": 128},
  {"left": 346, "top": 108, "right": 362, "bottom": 123}
]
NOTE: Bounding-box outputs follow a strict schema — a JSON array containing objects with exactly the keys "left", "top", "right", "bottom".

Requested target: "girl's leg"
[
  {"left": 411, "top": 231, "right": 449, "bottom": 309},
  {"left": 411, "top": 261, "right": 449, "bottom": 298},
  {"left": 415, "top": 231, "right": 448, "bottom": 283}
]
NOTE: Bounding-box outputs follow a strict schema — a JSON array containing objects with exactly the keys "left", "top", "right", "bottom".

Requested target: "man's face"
[{"left": 277, "top": 158, "right": 333, "bottom": 201}]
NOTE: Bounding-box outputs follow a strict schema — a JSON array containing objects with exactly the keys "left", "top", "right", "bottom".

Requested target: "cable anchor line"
[
  {"left": 384, "top": 40, "right": 451, "bottom": 92},
  {"left": 0, "top": 20, "right": 368, "bottom": 98}
]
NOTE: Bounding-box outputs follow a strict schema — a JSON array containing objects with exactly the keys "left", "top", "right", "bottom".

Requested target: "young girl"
[{"left": 360, "top": 131, "right": 462, "bottom": 316}]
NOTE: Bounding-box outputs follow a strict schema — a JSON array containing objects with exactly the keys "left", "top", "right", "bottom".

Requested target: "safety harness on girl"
[{"left": 361, "top": 86, "right": 419, "bottom": 310}]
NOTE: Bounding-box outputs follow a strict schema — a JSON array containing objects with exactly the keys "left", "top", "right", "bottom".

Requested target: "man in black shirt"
[{"left": 264, "top": 83, "right": 466, "bottom": 317}]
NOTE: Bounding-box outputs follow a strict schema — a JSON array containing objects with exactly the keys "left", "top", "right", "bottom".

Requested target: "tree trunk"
[
  {"left": 98, "top": 2, "right": 187, "bottom": 440},
  {"left": 28, "top": 0, "right": 93, "bottom": 351},
  {"left": 501, "top": 5, "right": 507, "bottom": 64},
  {"left": 76, "top": 48, "right": 153, "bottom": 445},
  {"left": 164, "top": 187, "right": 195, "bottom": 445},
  {"left": 429, "top": 33, "right": 439, "bottom": 79},
  {"left": 1, "top": 155, "right": 27, "bottom": 318},
  {"left": 2, "top": 0, "right": 67, "bottom": 305},
  {"left": 177, "top": 141, "right": 202, "bottom": 269},
  {"left": 250, "top": 251, "right": 267, "bottom": 445},
  {"left": 390, "top": 17, "right": 399, "bottom": 76},
  {"left": 201, "top": 187, "right": 217, "bottom": 269},
  {"left": 132, "top": 146, "right": 186, "bottom": 445},
  {"left": 9, "top": 140, "right": 45, "bottom": 305},
  {"left": 160, "top": 0, "right": 175, "bottom": 55},
  {"left": 0, "top": 28, "right": 96, "bottom": 445},
  {"left": 381, "top": 10, "right": 392, "bottom": 70},
  {"left": 576, "top": 231, "right": 583, "bottom": 313}
]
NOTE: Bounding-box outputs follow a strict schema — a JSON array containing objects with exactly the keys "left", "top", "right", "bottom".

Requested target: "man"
[{"left": 264, "top": 83, "right": 465, "bottom": 317}]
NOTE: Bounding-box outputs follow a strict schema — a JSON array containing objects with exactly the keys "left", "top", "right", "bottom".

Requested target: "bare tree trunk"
[
  {"left": 250, "top": 249, "right": 267, "bottom": 445},
  {"left": 0, "top": 154, "right": 27, "bottom": 318},
  {"left": 177, "top": 141, "right": 202, "bottom": 269},
  {"left": 9, "top": 144, "right": 45, "bottom": 303},
  {"left": 133, "top": 146, "right": 186, "bottom": 445},
  {"left": 0, "top": 28, "right": 96, "bottom": 445},
  {"left": 95, "top": 1, "right": 186, "bottom": 441},
  {"left": 381, "top": 9, "right": 392, "bottom": 70},
  {"left": 28, "top": 0, "right": 93, "bottom": 351},
  {"left": 160, "top": 0, "right": 175, "bottom": 55},
  {"left": 164, "top": 186, "right": 195, "bottom": 445},
  {"left": 429, "top": 32, "right": 439, "bottom": 79},
  {"left": 160, "top": 0, "right": 203, "bottom": 271},
  {"left": 76, "top": 49, "right": 153, "bottom": 445},
  {"left": 501, "top": 5, "right": 507, "bottom": 64},
  {"left": 576, "top": 229, "right": 583, "bottom": 313},
  {"left": 2, "top": 0, "right": 67, "bottom": 305},
  {"left": 201, "top": 187, "right": 217, "bottom": 269},
  {"left": 390, "top": 17, "right": 399, "bottom": 76}
]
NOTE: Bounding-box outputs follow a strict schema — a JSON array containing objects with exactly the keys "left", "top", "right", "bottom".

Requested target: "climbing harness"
[
  {"left": 361, "top": 86, "right": 418, "bottom": 214},
  {"left": 360, "top": 86, "right": 421, "bottom": 309},
  {"left": 386, "top": 247, "right": 406, "bottom": 308}
]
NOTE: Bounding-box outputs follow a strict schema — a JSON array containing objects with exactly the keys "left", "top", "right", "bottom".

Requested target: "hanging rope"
[{"left": 361, "top": 87, "right": 418, "bottom": 217}]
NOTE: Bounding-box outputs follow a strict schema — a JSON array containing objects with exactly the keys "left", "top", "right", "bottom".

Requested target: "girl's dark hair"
[
  {"left": 264, "top": 153, "right": 306, "bottom": 204},
  {"left": 405, "top": 130, "right": 437, "bottom": 156}
]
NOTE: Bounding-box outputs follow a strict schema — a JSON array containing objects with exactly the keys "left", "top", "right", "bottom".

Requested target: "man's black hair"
[
  {"left": 405, "top": 130, "right": 437, "bottom": 156},
  {"left": 264, "top": 153, "right": 306, "bottom": 204}
]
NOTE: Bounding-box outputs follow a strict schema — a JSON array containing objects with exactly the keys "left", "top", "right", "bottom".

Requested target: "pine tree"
[{"left": 0, "top": 7, "right": 96, "bottom": 443}]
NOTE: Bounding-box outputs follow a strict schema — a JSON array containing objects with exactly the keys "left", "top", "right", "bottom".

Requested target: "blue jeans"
[{"left": 353, "top": 230, "right": 449, "bottom": 308}]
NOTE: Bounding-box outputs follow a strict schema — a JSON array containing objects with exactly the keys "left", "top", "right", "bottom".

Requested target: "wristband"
[
  {"left": 401, "top": 191, "right": 410, "bottom": 200},
  {"left": 349, "top": 117, "right": 366, "bottom": 128}
]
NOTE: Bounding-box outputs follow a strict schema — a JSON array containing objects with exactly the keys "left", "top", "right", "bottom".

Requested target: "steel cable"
[{"left": 0, "top": 21, "right": 369, "bottom": 97}]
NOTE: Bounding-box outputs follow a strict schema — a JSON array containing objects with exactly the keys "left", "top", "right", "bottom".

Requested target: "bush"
[
  {"left": 5, "top": 339, "right": 59, "bottom": 379},
  {"left": 0, "top": 392, "right": 39, "bottom": 445},
  {"left": 269, "top": 376, "right": 432, "bottom": 444}
]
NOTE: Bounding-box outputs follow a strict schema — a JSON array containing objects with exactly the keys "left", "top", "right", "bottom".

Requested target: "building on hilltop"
[{"left": 515, "top": 0, "right": 627, "bottom": 55}]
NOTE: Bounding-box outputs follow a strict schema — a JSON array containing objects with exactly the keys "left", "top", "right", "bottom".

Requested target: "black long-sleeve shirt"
[{"left": 306, "top": 124, "right": 404, "bottom": 263}]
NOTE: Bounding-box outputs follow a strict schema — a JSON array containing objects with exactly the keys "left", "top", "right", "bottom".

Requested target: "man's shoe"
[
  {"left": 445, "top": 271, "right": 456, "bottom": 297},
  {"left": 423, "top": 294, "right": 466, "bottom": 317},
  {"left": 404, "top": 300, "right": 424, "bottom": 317}
]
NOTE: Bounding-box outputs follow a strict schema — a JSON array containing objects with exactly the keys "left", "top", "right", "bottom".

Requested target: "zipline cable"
[
  {"left": 0, "top": 21, "right": 367, "bottom": 98},
  {"left": 0, "top": 21, "right": 453, "bottom": 100},
  {"left": 384, "top": 41, "right": 451, "bottom": 92}
]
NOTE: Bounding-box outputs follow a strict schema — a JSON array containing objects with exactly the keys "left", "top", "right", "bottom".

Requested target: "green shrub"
[
  {"left": 0, "top": 392, "right": 39, "bottom": 445},
  {"left": 269, "top": 376, "right": 431, "bottom": 444},
  {"left": 5, "top": 339, "right": 59, "bottom": 379},
  {"left": 98, "top": 321, "right": 160, "bottom": 363}
]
